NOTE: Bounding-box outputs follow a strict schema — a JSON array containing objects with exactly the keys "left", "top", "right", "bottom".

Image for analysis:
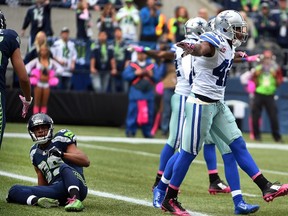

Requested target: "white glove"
[{"left": 19, "top": 95, "right": 33, "bottom": 118}]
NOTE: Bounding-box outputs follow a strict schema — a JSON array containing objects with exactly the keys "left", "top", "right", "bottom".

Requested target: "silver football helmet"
[
  {"left": 184, "top": 17, "right": 208, "bottom": 39},
  {"left": 214, "top": 10, "right": 248, "bottom": 47}
]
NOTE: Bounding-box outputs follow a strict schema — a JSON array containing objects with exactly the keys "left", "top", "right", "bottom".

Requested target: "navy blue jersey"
[
  {"left": 30, "top": 129, "right": 84, "bottom": 184},
  {"left": 0, "top": 29, "right": 20, "bottom": 91}
]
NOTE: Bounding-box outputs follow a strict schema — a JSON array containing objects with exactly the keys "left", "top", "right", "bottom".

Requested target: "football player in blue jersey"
[
  {"left": 6, "top": 113, "right": 90, "bottom": 212},
  {"left": 0, "top": 11, "right": 32, "bottom": 148},
  {"left": 160, "top": 10, "right": 288, "bottom": 216}
]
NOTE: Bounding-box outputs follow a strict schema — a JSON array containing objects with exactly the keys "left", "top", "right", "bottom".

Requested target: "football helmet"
[
  {"left": 0, "top": 10, "right": 6, "bottom": 29},
  {"left": 27, "top": 113, "right": 54, "bottom": 145},
  {"left": 214, "top": 10, "right": 248, "bottom": 47},
  {"left": 184, "top": 17, "right": 208, "bottom": 39}
]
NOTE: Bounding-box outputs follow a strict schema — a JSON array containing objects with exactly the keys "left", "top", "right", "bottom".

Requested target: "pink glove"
[
  {"left": 177, "top": 42, "right": 195, "bottom": 57},
  {"left": 246, "top": 54, "right": 260, "bottom": 62},
  {"left": 19, "top": 95, "right": 33, "bottom": 118}
]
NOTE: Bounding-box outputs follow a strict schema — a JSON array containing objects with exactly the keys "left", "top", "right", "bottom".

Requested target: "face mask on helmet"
[
  {"left": 27, "top": 113, "right": 54, "bottom": 145},
  {"left": 184, "top": 17, "right": 208, "bottom": 39},
  {"left": 214, "top": 10, "right": 248, "bottom": 47}
]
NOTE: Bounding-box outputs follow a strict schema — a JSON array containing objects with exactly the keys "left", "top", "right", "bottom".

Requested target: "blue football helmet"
[{"left": 28, "top": 113, "right": 54, "bottom": 145}]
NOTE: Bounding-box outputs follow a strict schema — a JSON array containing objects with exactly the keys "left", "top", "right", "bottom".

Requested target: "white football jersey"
[
  {"left": 173, "top": 38, "right": 197, "bottom": 97},
  {"left": 192, "top": 32, "right": 235, "bottom": 100}
]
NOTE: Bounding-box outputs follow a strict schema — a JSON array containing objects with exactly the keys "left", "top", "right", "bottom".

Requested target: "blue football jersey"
[
  {"left": 30, "top": 129, "right": 84, "bottom": 184},
  {"left": 0, "top": 29, "right": 20, "bottom": 91}
]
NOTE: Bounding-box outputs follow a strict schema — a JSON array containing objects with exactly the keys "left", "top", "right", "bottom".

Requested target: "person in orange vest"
[{"left": 122, "top": 51, "right": 161, "bottom": 138}]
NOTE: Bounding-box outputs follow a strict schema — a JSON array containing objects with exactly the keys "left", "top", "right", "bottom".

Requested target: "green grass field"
[{"left": 0, "top": 123, "right": 288, "bottom": 216}]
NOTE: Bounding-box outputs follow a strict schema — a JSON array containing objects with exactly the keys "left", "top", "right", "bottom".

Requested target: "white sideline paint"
[
  {"left": 0, "top": 170, "right": 209, "bottom": 216},
  {"left": 4, "top": 133, "right": 288, "bottom": 150}
]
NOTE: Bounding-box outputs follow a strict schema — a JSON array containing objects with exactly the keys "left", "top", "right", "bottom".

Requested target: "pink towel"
[{"left": 137, "top": 100, "right": 148, "bottom": 125}]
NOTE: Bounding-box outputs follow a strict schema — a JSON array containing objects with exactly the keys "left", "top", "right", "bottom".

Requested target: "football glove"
[
  {"left": 48, "top": 146, "right": 64, "bottom": 158},
  {"left": 19, "top": 95, "right": 33, "bottom": 118}
]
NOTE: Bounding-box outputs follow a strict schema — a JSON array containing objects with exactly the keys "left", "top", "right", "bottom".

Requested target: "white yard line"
[
  {"left": 4, "top": 133, "right": 288, "bottom": 150},
  {"left": 0, "top": 170, "right": 209, "bottom": 216}
]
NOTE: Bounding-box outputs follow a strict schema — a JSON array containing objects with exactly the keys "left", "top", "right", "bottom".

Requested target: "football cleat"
[
  {"left": 262, "top": 182, "right": 288, "bottom": 202},
  {"left": 152, "top": 186, "right": 166, "bottom": 208},
  {"left": 37, "top": 197, "right": 59, "bottom": 208},
  {"left": 208, "top": 179, "right": 231, "bottom": 194},
  {"left": 234, "top": 200, "right": 260, "bottom": 215},
  {"left": 161, "top": 198, "right": 190, "bottom": 216},
  {"left": 65, "top": 196, "right": 84, "bottom": 212}
]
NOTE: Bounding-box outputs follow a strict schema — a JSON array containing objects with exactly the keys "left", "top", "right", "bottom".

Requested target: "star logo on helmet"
[
  {"left": 197, "top": 20, "right": 204, "bottom": 26},
  {"left": 219, "top": 13, "right": 233, "bottom": 23}
]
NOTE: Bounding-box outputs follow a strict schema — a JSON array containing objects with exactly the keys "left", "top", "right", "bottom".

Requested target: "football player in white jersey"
[
  {"left": 150, "top": 17, "right": 230, "bottom": 197},
  {"left": 152, "top": 16, "right": 259, "bottom": 215},
  {"left": 160, "top": 10, "right": 288, "bottom": 216}
]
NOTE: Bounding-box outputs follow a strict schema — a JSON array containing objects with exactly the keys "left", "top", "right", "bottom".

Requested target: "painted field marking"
[{"left": 0, "top": 170, "right": 209, "bottom": 216}]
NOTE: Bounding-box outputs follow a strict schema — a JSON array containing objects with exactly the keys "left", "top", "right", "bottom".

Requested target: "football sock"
[
  {"left": 232, "top": 194, "right": 243, "bottom": 207},
  {"left": 68, "top": 186, "right": 80, "bottom": 200},
  {"left": 222, "top": 153, "right": 240, "bottom": 191},
  {"left": 203, "top": 143, "right": 217, "bottom": 171},
  {"left": 229, "top": 136, "right": 259, "bottom": 177},
  {"left": 253, "top": 174, "right": 269, "bottom": 191},
  {"left": 152, "top": 173, "right": 162, "bottom": 188},
  {"left": 209, "top": 173, "right": 220, "bottom": 183},
  {"left": 165, "top": 186, "right": 179, "bottom": 200},
  {"left": 170, "top": 150, "right": 196, "bottom": 188},
  {"left": 158, "top": 144, "right": 175, "bottom": 172},
  {"left": 30, "top": 196, "right": 39, "bottom": 205},
  {"left": 158, "top": 152, "right": 180, "bottom": 191}
]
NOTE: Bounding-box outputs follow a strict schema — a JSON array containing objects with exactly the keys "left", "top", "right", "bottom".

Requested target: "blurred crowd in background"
[{"left": 2, "top": 0, "right": 288, "bottom": 139}]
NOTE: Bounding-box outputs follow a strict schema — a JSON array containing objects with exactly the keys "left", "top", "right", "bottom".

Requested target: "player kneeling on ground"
[{"left": 6, "top": 113, "right": 90, "bottom": 212}]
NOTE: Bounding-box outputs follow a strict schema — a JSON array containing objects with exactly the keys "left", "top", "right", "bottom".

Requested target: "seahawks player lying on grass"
[{"left": 6, "top": 113, "right": 90, "bottom": 212}]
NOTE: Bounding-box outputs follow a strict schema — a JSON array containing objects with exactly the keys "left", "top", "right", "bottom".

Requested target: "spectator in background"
[
  {"left": 116, "top": 0, "right": 140, "bottom": 42},
  {"left": 90, "top": 31, "right": 117, "bottom": 93},
  {"left": 241, "top": 0, "right": 260, "bottom": 17},
  {"left": 254, "top": 2, "right": 280, "bottom": 44},
  {"left": 76, "top": 0, "right": 93, "bottom": 40},
  {"left": 96, "top": 2, "right": 118, "bottom": 41},
  {"left": 276, "top": 0, "right": 288, "bottom": 49},
  {"left": 251, "top": 50, "right": 283, "bottom": 142},
  {"left": 21, "top": 0, "right": 53, "bottom": 51},
  {"left": 25, "top": 44, "right": 63, "bottom": 114},
  {"left": 139, "top": 0, "right": 160, "bottom": 49},
  {"left": 111, "top": 27, "right": 131, "bottom": 93},
  {"left": 51, "top": 27, "right": 77, "bottom": 91},
  {"left": 198, "top": 7, "right": 209, "bottom": 21},
  {"left": 122, "top": 51, "right": 161, "bottom": 138},
  {"left": 94, "top": 0, "right": 123, "bottom": 11},
  {"left": 24, "top": 31, "right": 50, "bottom": 64},
  {"left": 167, "top": 6, "right": 189, "bottom": 43}
]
